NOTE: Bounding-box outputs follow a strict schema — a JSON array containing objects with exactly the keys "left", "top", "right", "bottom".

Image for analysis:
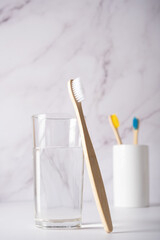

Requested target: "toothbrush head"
[
  {"left": 133, "top": 117, "right": 139, "bottom": 130},
  {"left": 110, "top": 114, "right": 120, "bottom": 128},
  {"left": 71, "top": 78, "right": 84, "bottom": 102}
]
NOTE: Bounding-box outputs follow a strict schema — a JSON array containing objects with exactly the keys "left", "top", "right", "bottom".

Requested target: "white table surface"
[{"left": 0, "top": 201, "right": 160, "bottom": 240}]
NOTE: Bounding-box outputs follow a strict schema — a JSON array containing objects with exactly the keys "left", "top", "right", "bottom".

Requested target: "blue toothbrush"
[{"left": 133, "top": 117, "right": 139, "bottom": 144}]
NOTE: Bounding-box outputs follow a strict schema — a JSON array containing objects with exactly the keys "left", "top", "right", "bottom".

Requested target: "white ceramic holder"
[{"left": 113, "top": 145, "right": 149, "bottom": 208}]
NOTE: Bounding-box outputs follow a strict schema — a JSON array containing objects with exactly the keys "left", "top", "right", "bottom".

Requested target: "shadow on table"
[
  {"left": 80, "top": 218, "right": 160, "bottom": 233},
  {"left": 114, "top": 219, "right": 160, "bottom": 234}
]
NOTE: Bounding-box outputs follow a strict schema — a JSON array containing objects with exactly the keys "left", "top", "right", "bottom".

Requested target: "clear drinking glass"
[{"left": 32, "top": 114, "right": 84, "bottom": 229}]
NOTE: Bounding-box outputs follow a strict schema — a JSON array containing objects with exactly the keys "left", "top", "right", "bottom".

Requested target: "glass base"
[{"left": 35, "top": 218, "right": 81, "bottom": 229}]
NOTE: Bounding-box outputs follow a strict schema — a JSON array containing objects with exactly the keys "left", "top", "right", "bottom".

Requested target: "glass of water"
[{"left": 32, "top": 113, "right": 84, "bottom": 229}]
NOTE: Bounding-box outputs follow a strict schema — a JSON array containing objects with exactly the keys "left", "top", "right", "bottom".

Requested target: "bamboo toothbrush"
[
  {"left": 133, "top": 117, "right": 139, "bottom": 144},
  {"left": 68, "top": 78, "right": 113, "bottom": 233},
  {"left": 108, "top": 114, "right": 122, "bottom": 144}
]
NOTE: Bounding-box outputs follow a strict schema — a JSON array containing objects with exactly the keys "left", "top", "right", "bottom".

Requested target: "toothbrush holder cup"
[{"left": 113, "top": 145, "right": 149, "bottom": 208}]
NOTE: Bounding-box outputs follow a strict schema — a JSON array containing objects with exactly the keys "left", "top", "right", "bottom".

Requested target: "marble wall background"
[{"left": 0, "top": 0, "right": 160, "bottom": 205}]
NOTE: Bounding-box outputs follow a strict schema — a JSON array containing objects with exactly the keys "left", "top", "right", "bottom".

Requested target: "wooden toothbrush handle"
[
  {"left": 113, "top": 127, "right": 122, "bottom": 145},
  {"left": 76, "top": 104, "right": 113, "bottom": 233},
  {"left": 133, "top": 129, "right": 138, "bottom": 144}
]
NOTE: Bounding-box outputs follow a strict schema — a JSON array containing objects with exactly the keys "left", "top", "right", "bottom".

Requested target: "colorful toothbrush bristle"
[
  {"left": 72, "top": 78, "right": 84, "bottom": 102},
  {"left": 111, "top": 114, "right": 120, "bottom": 128},
  {"left": 133, "top": 117, "right": 139, "bottom": 130}
]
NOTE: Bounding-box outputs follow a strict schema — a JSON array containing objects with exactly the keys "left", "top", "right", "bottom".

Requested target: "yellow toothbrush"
[{"left": 108, "top": 114, "right": 122, "bottom": 144}]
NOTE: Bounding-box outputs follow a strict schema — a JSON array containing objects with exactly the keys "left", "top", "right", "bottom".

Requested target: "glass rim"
[{"left": 32, "top": 113, "right": 77, "bottom": 120}]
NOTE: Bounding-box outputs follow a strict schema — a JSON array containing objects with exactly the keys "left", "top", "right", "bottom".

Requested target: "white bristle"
[{"left": 72, "top": 78, "right": 84, "bottom": 102}]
